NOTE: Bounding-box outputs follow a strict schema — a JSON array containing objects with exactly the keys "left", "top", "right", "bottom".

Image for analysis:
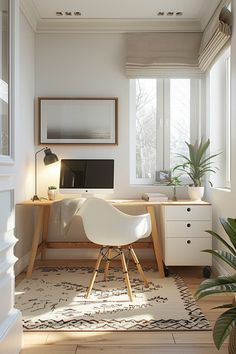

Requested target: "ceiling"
[{"left": 21, "top": 0, "right": 223, "bottom": 33}]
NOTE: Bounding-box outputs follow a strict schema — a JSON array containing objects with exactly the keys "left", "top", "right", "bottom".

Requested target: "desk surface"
[{"left": 17, "top": 199, "right": 211, "bottom": 206}]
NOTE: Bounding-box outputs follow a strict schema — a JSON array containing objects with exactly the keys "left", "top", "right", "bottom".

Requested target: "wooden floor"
[{"left": 18, "top": 260, "right": 232, "bottom": 354}]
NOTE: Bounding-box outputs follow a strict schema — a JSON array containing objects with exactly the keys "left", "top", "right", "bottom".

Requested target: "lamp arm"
[{"left": 34, "top": 147, "right": 47, "bottom": 198}]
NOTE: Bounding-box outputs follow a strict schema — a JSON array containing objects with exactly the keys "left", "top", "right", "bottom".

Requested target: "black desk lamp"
[{"left": 32, "top": 147, "right": 59, "bottom": 201}]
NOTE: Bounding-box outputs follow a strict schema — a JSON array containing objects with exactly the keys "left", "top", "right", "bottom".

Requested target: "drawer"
[
  {"left": 165, "top": 220, "right": 211, "bottom": 238},
  {"left": 164, "top": 237, "right": 212, "bottom": 266},
  {"left": 164, "top": 205, "right": 212, "bottom": 221}
]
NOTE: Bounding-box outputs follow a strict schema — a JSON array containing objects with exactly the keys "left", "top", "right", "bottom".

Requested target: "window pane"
[
  {"left": 136, "top": 79, "right": 157, "bottom": 179},
  {"left": 170, "top": 79, "right": 190, "bottom": 169},
  {"left": 225, "top": 55, "right": 231, "bottom": 185},
  {"left": 0, "top": 1, "right": 9, "bottom": 156}
]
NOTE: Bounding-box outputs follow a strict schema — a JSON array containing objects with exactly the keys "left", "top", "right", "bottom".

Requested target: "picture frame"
[
  {"left": 39, "top": 97, "right": 118, "bottom": 145},
  {"left": 155, "top": 170, "right": 171, "bottom": 184}
]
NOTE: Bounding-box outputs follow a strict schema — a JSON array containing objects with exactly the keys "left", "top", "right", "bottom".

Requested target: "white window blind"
[
  {"left": 126, "top": 5, "right": 232, "bottom": 77},
  {"left": 126, "top": 32, "right": 203, "bottom": 78},
  {"left": 199, "top": 6, "right": 232, "bottom": 71}
]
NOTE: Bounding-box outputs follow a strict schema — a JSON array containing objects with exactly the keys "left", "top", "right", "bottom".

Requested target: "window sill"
[{"left": 211, "top": 187, "right": 231, "bottom": 193}]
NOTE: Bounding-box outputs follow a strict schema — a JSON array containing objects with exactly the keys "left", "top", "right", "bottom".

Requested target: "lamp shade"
[{"left": 43, "top": 148, "right": 58, "bottom": 165}]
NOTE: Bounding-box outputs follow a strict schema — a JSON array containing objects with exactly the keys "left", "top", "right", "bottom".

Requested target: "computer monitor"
[{"left": 59, "top": 159, "right": 114, "bottom": 194}]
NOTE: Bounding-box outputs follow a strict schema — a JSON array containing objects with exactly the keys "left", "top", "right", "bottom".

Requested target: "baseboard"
[
  {"left": 14, "top": 252, "right": 30, "bottom": 276},
  {"left": 0, "top": 309, "right": 22, "bottom": 354}
]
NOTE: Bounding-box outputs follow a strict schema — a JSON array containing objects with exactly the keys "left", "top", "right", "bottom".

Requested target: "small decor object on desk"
[
  {"left": 142, "top": 193, "right": 168, "bottom": 202},
  {"left": 47, "top": 186, "right": 57, "bottom": 201},
  {"left": 195, "top": 217, "right": 236, "bottom": 354},
  {"left": 175, "top": 139, "right": 219, "bottom": 201},
  {"left": 155, "top": 170, "right": 171, "bottom": 184}
]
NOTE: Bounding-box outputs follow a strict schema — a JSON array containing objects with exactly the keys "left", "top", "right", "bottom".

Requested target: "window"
[
  {"left": 225, "top": 54, "right": 231, "bottom": 187},
  {"left": 0, "top": 1, "right": 9, "bottom": 157},
  {"left": 209, "top": 46, "right": 231, "bottom": 188},
  {"left": 130, "top": 78, "right": 200, "bottom": 184}
]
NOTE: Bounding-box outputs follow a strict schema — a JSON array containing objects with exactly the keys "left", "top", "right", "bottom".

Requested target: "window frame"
[
  {"left": 225, "top": 51, "right": 231, "bottom": 188},
  {"left": 130, "top": 78, "right": 201, "bottom": 185}
]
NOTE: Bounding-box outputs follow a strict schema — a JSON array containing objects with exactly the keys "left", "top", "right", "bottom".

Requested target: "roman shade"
[
  {"left": 199, "top": 5, "right": 232, "bottom": 71},
  {"left": 126, "top": 32, "right": 203, "bottom": 78},
  {"left": 125, "top": 5, "right": 232, "bottom": 77}
]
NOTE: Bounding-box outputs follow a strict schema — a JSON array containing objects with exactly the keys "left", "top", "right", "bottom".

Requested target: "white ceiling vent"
[
  {"left": 157, "top": 11, "right": 183, "bottom": 17},
  {"left": 56, "top": 11, "right": 82, "bottom": 17}
]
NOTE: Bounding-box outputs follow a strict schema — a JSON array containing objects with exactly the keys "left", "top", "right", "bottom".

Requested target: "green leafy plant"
[
  {"left": 195, "top": 217, "right": 236, "bottom": 353},
  {"left": 175, "top": 139, "right": 219, "bottom": 187},
  {"left": 48, "top": 185, "right": 57, "bottom": 190},
  {"left": 166, "top": 170, "right": 182, "bottom": 201}
]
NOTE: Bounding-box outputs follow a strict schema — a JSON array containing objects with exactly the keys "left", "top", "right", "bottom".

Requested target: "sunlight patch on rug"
[{"left": 15, "top": 267, "right": 210, "bottom": 331}]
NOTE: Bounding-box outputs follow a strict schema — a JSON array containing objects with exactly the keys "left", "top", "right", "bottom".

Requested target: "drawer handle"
[
  {"left": 187, "top": 207, "right": 191, "bottom": 212},
  {"left": 187, "top": 223, "right": 191, "bottom": 228},
  {"left": 187, "top": 240, "right": 191, "bottom": 244}
]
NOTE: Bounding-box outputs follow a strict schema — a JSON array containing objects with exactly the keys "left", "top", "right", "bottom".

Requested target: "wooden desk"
[{"left": 18, "top": 199, "right": 209, "bottom": 278}]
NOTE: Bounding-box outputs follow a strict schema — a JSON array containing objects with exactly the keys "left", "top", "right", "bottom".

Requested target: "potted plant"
[
  {"left": 175, "top": 139, "right": 219, "bottom": 201},
  {"left": 166, "top": 170, "right": 182, "bottom": 201},
  {"left": 195, "top": 217, "right": 236, "bottom": 353},
  {"left": 47, "top": 185, "right": 57, "bottom": 201}
]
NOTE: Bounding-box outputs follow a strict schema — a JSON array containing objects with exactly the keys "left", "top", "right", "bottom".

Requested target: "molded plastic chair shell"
[{"left": 77, "top": 197, "right": 152, "bottom": 246}]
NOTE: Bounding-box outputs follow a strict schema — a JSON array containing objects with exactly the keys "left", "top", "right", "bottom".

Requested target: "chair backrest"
[{"left": 77, "top": 198, "right": 151, "bottom": 246}]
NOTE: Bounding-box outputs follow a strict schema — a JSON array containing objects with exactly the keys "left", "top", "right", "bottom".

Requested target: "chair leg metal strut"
[
  {"left": 104, "top": 247, "right": 112, "bottom": 281},
  {"left": 86, "top": 245, "right": 148, "bottom": 301}
]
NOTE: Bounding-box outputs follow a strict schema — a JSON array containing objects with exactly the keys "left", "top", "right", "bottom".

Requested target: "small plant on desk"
[
  {"left": 47, "top": 186, "right": 57, "bottom": 201},
  {"left": 166, "top": 169, "right": 182, "bottom": 201}
]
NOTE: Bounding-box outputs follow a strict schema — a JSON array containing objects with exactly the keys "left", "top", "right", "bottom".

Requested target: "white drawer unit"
[{"left": 161, "top": 204, "right": 212, "bottom": 271}]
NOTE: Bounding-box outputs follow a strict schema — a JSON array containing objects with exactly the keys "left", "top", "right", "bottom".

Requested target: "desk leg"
[
  {"left": 41, "top": 205, "right": 50, "bottom": 260},
  {"left": 146, "top": 205, "right": 165, "bottom": 278},
  {"left": 26, "top": 206, "right": 44, "bottom": 278}
]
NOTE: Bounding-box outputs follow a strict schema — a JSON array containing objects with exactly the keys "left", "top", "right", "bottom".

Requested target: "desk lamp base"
[{"left": 32, "top": 195, "right": 40, "bottom": 201}]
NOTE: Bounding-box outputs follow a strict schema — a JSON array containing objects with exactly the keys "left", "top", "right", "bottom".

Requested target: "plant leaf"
[
  {"left": 202, "top": 250, "right": 236, "bottom": 270},
  {"left": 195, "top": 274, "right": 236, "bottom": 299},
  {"left": 212, "top": 304, "right": 234, "bottom": 310},
  {"left": 205, "top": 230, "right": 236, "bottom": 256},
  {"left": 213, "top": 307, "right": 236, "bottom": 349},
  {"left": 220, "top": 218, "right": 236, "bottom": 249},
  {"left": 227, "top": 218, "right": 236, "bottom": 236}
]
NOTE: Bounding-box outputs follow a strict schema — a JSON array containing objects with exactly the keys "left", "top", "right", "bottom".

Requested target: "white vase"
[
  {"left": 188, "top": 186, "right": 204, "bottom": 201},
  {"left": 48, "top": 189, "right": 57, "bottom": 201}
]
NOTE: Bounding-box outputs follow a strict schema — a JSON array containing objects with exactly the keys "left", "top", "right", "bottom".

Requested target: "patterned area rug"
[{"left": 15, "top": 266, "right": 210, "bottom": 331}]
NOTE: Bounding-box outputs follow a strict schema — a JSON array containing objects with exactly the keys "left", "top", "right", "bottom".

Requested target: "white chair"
[{"left": 78, "top": 197, "right": 152, "bottom": 301}]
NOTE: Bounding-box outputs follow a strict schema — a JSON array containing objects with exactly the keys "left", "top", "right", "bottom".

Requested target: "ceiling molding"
[
  {"left": 20, "top": 0, "right": 40, "bottom": 31},
  {"left": 35, "top": 19, "right": 201, "bottom": 34}
]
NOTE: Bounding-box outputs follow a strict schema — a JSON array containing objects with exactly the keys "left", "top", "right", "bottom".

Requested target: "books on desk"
[{"left": 142, "top": 193, "right": 168, "bottom": 202}]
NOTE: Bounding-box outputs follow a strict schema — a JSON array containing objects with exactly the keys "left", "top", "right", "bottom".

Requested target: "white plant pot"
[
  {"left": 187, "top": 186, "right": 204, "bottom": 201},
  {"left": 48, "top": 189, "right": 57, "bottom": 201}
]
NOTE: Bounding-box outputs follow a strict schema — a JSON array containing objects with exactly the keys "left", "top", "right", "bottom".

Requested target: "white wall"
[
  {"left": 35, "top": 32, "right": 188, "bottom": 200},
  {"left": 14, "top": 10, "right": 35, "bottom": 273},
  {"left": 14, "top": 11, "right": 35, "bottom": 202}
]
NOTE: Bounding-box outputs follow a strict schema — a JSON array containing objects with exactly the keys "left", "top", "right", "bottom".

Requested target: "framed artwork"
[
  {"left": 39, "top": 97, "right": 118, "bottom": 145},
  {"left": 155, "top": 170, "right": 171, "bottom": 184}
]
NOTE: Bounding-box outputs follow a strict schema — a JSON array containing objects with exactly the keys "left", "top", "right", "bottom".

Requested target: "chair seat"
[{"left": 77, "top": 197, "right": 151, "bottom": 246}]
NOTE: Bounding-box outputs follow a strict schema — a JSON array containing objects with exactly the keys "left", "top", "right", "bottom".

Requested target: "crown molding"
[
  {"left": 20, "top": 0, "right": 40, "bottom": 31},
  {"left": 35, "top": 18, "right": 201, "bottom": 33}
]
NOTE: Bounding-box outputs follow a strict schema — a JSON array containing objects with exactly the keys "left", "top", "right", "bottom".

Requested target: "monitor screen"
[{"left": 59, "top": 159, "right": 114, "bottom": 193}]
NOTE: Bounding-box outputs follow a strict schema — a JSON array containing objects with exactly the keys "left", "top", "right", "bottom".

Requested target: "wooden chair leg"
[
  {"left": 129, "top": 246, "right": 149, "bottom": 288},
  {"left": 104, "top": 247, "right": 112, "bottom": 281},
  {"left": 120, "top": 248, "right": 133, "bottom": 301},
  {"left": 86, "top": 247, "right": 104, "bottom": 299}
]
